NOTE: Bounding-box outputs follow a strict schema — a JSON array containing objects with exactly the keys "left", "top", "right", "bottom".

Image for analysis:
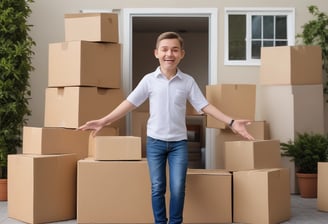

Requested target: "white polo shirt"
[{"left": 127, "top": 67, "right": 209, "bottom": 141}]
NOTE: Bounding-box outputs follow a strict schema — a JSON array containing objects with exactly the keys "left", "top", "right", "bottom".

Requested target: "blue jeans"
[{"left": 146, "top": 136, "right": 188, "bottom": 224}]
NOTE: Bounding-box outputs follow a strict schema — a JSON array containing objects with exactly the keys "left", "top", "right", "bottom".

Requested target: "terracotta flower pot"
[
  {"left": 296, "top": 173, "right": 317, "bottom": 198},
  {"left": 0, "top": 178, "right": 8, "bottom": 201}
]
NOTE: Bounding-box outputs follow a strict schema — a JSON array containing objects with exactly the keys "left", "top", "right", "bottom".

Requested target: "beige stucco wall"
[{"left": 27, "top": 0, "right": 328, "bottom": 130}]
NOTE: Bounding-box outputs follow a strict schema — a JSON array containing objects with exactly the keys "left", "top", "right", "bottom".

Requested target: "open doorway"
[
  {"left": 121, "top": 8, "right": 218, "bottom": 168},
  {"left": 131, "top": 16, "right": 208, "bottom": 91}
]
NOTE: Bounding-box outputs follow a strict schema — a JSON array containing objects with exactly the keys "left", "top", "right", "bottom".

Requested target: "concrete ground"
[{"left": 1, "top": 194, "right": 328, "bottom": 224}]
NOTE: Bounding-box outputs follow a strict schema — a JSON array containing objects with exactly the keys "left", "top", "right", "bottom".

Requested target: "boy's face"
[{"left": 154, "top": 38, "right": 185, "bottom": 72}]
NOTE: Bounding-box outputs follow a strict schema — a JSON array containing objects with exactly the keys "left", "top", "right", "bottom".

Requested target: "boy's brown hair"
[{"left": 155, "top": 32, "right": 184, "bottom": 49}]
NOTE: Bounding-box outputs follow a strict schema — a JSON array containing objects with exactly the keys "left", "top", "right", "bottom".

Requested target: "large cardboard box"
[
  {"left": 88, "top": 136, "right": 142, "bottom": 160},
  {"left": 258, "top": 84, "right": 325, "bottom": 143},
  {"left": 22, "top": 126, "right": 89, "bottom": 159},
  {"left": 233, "top": 168, "right": 291, "bottom": 224},
  {"left": 225, "top": 140, "right": 281, "bottom": 171},
  {"left": 318, "top": 162, "right": 328, "bottom": 212},
  {"left": 214, "top": 121, "right": 270, "bottom": 169},
  {"left": 77, "top": 159, "right": 153, "bottom": 223},
  {"left": 48, "top": 41, "right": 121, "bottom": 88},
  {"left": 8, "top": 154, "right": 77, "bottom": 224},
  {"left": 44, "top": 87, "right": 125, "bottom": 129},
  {"left": 206, "top": 84, "right": 256, "bottom": 129},
  {"left": 184, "top": 169, "right": 232, "bottom": 223},
  {"left": 64, "top": 13, "right": 118, "bottom": 43},
  {"left": 260, "top": 45, "right": 322, "bottom": 85}
]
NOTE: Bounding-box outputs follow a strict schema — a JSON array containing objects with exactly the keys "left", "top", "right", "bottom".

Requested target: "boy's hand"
[
  {"left": 230, "top": 120, "right": 255, "bottom": 140},
  {"left": 77, "top": 120, "right": 104, "bottom": 137}
]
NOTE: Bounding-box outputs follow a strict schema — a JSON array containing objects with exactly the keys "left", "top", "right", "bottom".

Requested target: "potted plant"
[
  {"left": 0, "top": 0, "right": 35, "bottom": 200},
  {"left": 281, "top": 132, "right": 328, "bottom": 198},
  {"left": 296, "top": 5, "right": 328, "bottom": 97}
]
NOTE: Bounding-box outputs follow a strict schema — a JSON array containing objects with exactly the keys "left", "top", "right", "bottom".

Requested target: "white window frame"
[{"left": 224, "top": 7, "right": 295, "bottom": 66}]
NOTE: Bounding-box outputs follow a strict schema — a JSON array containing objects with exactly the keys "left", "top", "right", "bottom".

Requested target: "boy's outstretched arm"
[
  {"left": 77, "top": 100, "right": 136, "bottom": 136},
  {"left": 202, "top": 104, "right": 255, "bottom": 140}
]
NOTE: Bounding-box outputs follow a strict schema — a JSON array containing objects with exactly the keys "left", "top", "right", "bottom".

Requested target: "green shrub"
[{"left": 0, "top": 0, "right": 35, "bottom": 178}]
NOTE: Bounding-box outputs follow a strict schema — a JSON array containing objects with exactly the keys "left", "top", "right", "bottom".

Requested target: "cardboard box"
[
  {"left": 258, "top": 85, "right": 325, "bottom": 143},
  {"left": 64, "top": 13, "right": 118, "bottom": 42},
  {"left": 44, "top": 87, "right": 125, "bottom": 129},
  {"left": 48, "top": 41, "right": 121, "bottom": 88},
  {"left": 225, "top": 140, "right": 281, "bottom": 171},
  {"left": 214, "top": 121, "right": 270, "bottom": 169},
  {"left": 77, "top": 159, "right": 153, "bottom": 223},
  {"left": 233, "top": 168, "right": 291, "bottom": 224},
  {"left": 8, "top": 154, "right": 77, "bottom": 224},
  {"left": 88, "top": 136, "right": 142, "bottom": 160},
  {"left": 260, "top": 45, "right": 322, "bottom": 85},
  {"left": 184, "top": 169, "right": 232, "bottom": 223},
  {"left": 206, "top": 84, "right": 256, "bottom": 129},
  {"left": 318, "top": 162, "right": 328, "bottom": 212},
  {"left": 22, "top": 126, "right": 89, "bottom": 159}
]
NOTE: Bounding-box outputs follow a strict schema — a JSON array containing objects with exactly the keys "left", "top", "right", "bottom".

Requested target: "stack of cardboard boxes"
[
  {"left": 225, "top": 140, "right": 291, "bottom": 224},
  {"left": 78, "top": 134, "right": 152, "bottom": 223},
  {"left": 256, "top": 46, "right": 328, "bottom": 212},
  {"left": 259, "top": 45, "right": 324, "bottom": 143},
  {"left": 205, "top": 84, "right": 291, "bottom": 223},
  {"left": 46, "top": 13, "right": 125, "bottom": 133},
  {"left": 205, "top": 83, "right": 271, "bottom": 168},
  {"left": 7, "top": 13, "right": 123, "bottom": 223},
  {"left": 259, "top": 46, "right": 325, "bottom": 194}
]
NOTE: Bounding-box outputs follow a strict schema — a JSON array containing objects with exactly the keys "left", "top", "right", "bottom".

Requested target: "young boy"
[{"left": 78, "top": 31, "right": 254, "bottom": 224}]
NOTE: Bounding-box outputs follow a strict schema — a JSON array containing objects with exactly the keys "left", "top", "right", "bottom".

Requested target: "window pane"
[
  {"left": 229, "top": 15, "right": 246, "bottom": 60},
  {"left": 263, "top": 16, "right": 274, "bottom": 39},
  {"left": 251, "top": 40, "right": 261, "bottom": 59},
  {"left": 276, "top": 41, "right": 287, "bottom": 46},
  {"left": 276, "top": 16, "right": 287, "bottom": 39},
  {"left": 252, "top": 16, "right": 262, "bottom": 38},
  {"left": 263, "top": 41, "right": 274, "bottom": 47}
]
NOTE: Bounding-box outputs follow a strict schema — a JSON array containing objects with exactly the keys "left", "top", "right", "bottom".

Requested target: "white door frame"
[{"left": 121, "top": 8, "right": 218, "bottom": 168}]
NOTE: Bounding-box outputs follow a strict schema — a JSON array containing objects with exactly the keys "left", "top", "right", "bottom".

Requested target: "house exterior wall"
[{"left": 27, "top": 0, "right": 328, "bottom": 131}]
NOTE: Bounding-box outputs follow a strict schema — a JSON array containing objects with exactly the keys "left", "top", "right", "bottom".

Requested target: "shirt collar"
[{"left": 154, "top": 67, "right": 183, "bottom": 80}]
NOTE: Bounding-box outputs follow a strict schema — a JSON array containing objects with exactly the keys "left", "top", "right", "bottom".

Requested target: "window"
[{"left": 225, "top": 8, "right": 295, "bottom": 66}]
